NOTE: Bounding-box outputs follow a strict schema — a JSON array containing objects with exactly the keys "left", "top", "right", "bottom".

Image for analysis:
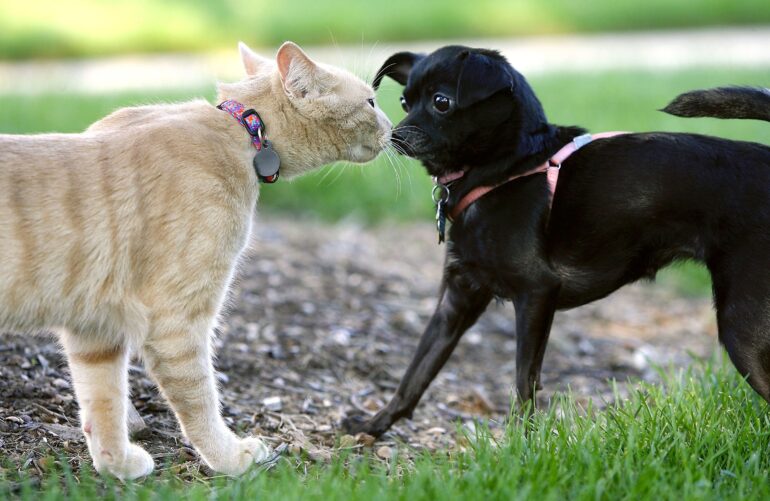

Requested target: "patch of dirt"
[{"left": 0, "top": 217, "right": 718, "bottom": 478}]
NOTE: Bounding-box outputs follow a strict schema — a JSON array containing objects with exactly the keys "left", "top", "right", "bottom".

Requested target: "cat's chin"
[{"left": 348, "top": 144, "right": 382, "bottom": 163}]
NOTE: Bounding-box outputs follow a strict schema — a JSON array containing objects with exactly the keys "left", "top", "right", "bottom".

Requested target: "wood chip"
[
  {"left": 338, "top": 434, "right": 357, "bottom": 448},
  {"left": 355, "top": 432, "right": 376, "bottom": 447}
]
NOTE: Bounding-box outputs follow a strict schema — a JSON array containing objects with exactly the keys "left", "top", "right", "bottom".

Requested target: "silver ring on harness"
[{"left": 432, "top": 184, "right": 450, "bottom": 204}]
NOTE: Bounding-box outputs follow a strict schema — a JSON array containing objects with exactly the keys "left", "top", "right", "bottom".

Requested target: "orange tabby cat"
[{"left": 0, "top": 41, "right": 391, "bottom": 479}]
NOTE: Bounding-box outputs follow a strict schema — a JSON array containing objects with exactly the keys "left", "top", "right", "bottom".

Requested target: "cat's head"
[{"left": 219, "top": 42, "right": 392, "bottom": 178}]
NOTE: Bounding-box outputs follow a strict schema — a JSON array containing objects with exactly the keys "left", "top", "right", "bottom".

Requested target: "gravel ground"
[{"left": 0, "top": 217, "right": 718, "bottom": 479}]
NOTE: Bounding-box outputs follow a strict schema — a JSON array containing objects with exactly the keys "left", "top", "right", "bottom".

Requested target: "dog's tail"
[{"left": 661, "top": 86, "right": 770, "bottom": 123}]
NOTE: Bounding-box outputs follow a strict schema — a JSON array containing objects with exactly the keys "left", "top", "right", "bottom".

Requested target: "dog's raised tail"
[{"left": 662, "top": 86, "right": 770, "bottom": 122}]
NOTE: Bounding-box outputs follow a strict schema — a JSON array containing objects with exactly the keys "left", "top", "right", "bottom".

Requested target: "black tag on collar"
[
  {"left": 253, "top": 140, "right": 281, "bottom": 183},
  {"left": 436, "top": 199, "right": 447, "bottom": 244},
  {"left": 432, "top": 183, "right": 450, "bottom": 244}
]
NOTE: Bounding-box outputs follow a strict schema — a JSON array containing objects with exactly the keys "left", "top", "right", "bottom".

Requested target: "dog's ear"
[
  {"left": 239, "top": 42, "right": 272, "bottom": 76},
  {"left": 276, "top": 41, "right": 331, "bottom": 99},
  {"left": 373, "top": 52, "right": 425, "bottom": 90},
  {"left": 455, "top": 50, "right": 513, "bottom": 109}
]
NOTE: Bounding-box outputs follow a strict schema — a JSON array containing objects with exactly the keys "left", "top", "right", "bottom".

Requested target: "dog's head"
[{"left": 374, "top": 46, "right": 550, "bottom": 178}]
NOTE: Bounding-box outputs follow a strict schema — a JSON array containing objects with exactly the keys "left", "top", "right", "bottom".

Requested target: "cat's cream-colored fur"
[{"left": 0, "top": 41, "right": 391, "bottom": 479}]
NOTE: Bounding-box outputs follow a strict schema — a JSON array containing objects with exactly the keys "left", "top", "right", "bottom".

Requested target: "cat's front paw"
[
  {"left": 206, "top": 437, "right": 271, "bottom": 475},
  {"left": 93, "top": 443, "right": 155, "bottom": 480}
]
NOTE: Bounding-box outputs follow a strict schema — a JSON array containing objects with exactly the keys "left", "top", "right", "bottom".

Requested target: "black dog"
[{"left": 343, "top": 45, "right": 770, "bottom": 437}]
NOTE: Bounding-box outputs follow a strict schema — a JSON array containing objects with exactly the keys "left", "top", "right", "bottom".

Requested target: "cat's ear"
[
  {"left": 276, "top": 41, "right": 328, "bottom": 99},
  {"left": 239, "top": 42, "right": 271, "bottom": 76}
]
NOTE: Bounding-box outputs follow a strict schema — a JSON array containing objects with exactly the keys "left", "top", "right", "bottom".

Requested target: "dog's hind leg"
[
  {"left": 710, "top": 247, "right": 770, "bottom": 402},
  {"left": 342, "top": 268, "right": 493, "bottom": 437},
  {"left": 513, "top": 286, "right": 560, "bottom": 407}
]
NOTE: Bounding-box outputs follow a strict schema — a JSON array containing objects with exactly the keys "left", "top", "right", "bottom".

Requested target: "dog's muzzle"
[{"left": 391, "top": 129, "right": 416, "bottom": 157}]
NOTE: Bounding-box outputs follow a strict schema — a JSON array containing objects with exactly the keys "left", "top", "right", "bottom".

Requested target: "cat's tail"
[{"left": 661, "top": 86, "right": 770, "bottom": 123}]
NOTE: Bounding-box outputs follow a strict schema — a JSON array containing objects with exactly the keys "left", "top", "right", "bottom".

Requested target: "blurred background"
[{"left": 1, "top": 0, "right": 769, "bottom": 293}]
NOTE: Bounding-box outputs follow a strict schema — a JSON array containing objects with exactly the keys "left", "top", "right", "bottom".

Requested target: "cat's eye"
[
  {"left": 367, "top": 98, "right": 375, "bottom": 108},
  {"left": 433, "top": 94, "right": 452, "bottom": 113},
  {"left": 400, "top": 96, "right": 409, "bottom": 113}
]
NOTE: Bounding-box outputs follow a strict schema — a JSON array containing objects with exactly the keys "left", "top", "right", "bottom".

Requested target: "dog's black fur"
[{"left": 343, "top": 45, "right": 770, "bottom": 437}]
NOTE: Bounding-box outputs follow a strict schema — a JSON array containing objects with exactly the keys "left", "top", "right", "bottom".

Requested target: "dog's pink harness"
[{"left": 441, "top": 132, "right": 627, "bottom": 221}]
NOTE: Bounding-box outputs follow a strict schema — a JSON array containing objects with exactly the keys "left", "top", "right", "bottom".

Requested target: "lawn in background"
[
  {"left": 2, "top": 67, "right": 768, "bottom": 223},
  {"left": 3, "top": 356, "right": 770, "bottom": 500},
  {"left": 2, "top": 66, "right": 767, "bottom": 296},
  {"left": 1, "top": 0, "right": 770, "bottom": 59}
]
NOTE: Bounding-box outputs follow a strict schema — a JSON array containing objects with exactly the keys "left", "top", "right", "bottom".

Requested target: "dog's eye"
[
  {"left": 400, "top": 96, "right": 409, "bottom": 112},
  {"left": 367, "top": 98, "right": 375, "bottom": 108},
  {"left": 433, "top": 94, "right": 452, "bottom": 113}
]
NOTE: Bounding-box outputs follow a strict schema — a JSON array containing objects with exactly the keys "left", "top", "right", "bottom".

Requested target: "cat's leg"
[
  {"left": 62, "top": 338, "right": 154, "bottom": 479},
  {"left": 142, "top": 316, "right": 270, "bottom": 475}
]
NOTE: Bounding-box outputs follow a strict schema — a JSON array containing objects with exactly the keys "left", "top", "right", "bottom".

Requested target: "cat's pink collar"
[
  {"left": 217, "top": 99, "right": 280, "bottom": 183},
  {"left": 441, "top": 131, "right": 627, "bottom": 221},
  {"left": 218, "top": 100, "right": 266, "bottom": 149}
]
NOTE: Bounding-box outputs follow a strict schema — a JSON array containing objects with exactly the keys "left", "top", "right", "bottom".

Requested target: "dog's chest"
[
  {"left": 450, "top": 245, "right": 539, "bottom": 300},
  {"left": 448, "top": 209, "right": 556, "bottom": 299}
]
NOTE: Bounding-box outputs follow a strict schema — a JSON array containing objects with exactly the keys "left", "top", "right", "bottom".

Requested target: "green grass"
[
  {"left": 3, "top": 357, "right": 770, "bottom": 499},
  {"left": 2, "top": 66, "right": 768, "bottom": 295},
  {"left": 2, "top": 0, "right": 770, "bottom": 59}
]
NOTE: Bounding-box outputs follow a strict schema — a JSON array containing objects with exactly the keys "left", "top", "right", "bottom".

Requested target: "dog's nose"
[{"left": 391, "top": 129, "right": 414, "bottom": 156}]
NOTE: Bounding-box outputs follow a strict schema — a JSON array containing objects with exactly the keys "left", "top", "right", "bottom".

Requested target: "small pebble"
[
  {"left": 262, "top": 396, "right": 282, "bottom": 411},
  {"left": 376, "top": 445, "right": 393, "bottom": 460},
  {"left": 301, "top": 398, "right": 318, "bottom": 415},
  {"left": 52, "top": 378, "right": 69, "bottom": 389}
]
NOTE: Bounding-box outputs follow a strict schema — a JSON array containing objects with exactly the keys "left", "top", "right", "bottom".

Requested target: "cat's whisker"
[
  {"left": 364, "top": 41, "right": 381, "bottom": 86},
  {"left": 386, "top": 151, "right": 402, "bottom": 197},
  {"left": 392, "top": 124, "right": 423, "bottom": 133},
  {"left": 389, "top": 146, "right": 415, "bottom": 190},
  {"left": 387, "top": 144, "right": 412, "bottom": 181},
  {"left": 379, "top": 145, "right": 407, "bottom": 197},
  {"left": 329, "top": 162, "right": 349, "bottom": 186},
  {"left": 316, "top": 163, "right": 339, "bottom": 187},
  {"left": 327, "top": 29, "right": 341, "bottom": 62}
]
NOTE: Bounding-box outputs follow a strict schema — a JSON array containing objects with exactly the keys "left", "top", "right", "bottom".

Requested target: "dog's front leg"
[
  {"left": 343, "top": 270, "right": 492, "bottom": 437},
  {"left": 513, "top": 287, "right": 560, "bottom": 407}
]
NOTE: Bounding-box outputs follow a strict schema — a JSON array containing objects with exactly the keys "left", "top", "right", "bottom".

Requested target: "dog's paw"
[
  {"left": 341, "top": 414, "right": 379, "bottom": 436},
  {"left": 205, "top": 436, "right": 271, "bottom": 476},
  {"left": 93, "top": 443, "right": 154, "bottom": 480}
]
